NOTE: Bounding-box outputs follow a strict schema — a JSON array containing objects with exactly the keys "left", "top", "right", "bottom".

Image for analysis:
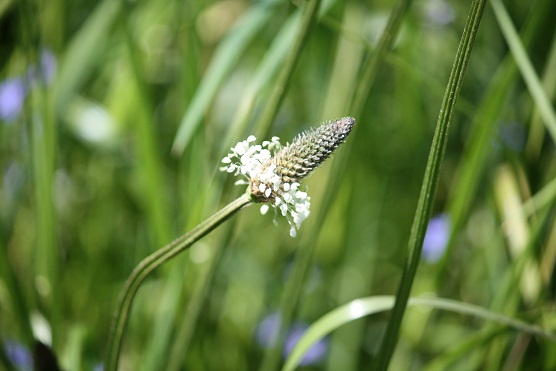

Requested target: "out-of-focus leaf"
[
  {"left": 283, "top": 296, "right": 556, "bottom": 371},
  {"left": 171, "top": 1, "right": 278, "bottom": 155},
  {"left": 55, "top": 0, "right": 121, "bottom": 117}
]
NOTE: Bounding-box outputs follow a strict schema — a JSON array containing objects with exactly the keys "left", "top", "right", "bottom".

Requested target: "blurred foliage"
[{"left": 1, "top": 0, "right": 556, "bottom": 370}]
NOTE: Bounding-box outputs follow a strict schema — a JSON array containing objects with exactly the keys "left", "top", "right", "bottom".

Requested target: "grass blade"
[
  {"left": 254, "top": 0, "right": 322, "bottom": 140},
  {"left": 171, "top": 1, "right": 278, "bottom": 155},
  {"left": 374, "top": 0, "right": 487, "bottom": 369},
  {"left": 490, "top": 0, "right": 556, "bottom": 144}
]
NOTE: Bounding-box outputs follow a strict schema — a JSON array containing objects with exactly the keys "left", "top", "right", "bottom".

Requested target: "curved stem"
[{"left": 104, "top": 194, "right": 252, "bottom": 371}]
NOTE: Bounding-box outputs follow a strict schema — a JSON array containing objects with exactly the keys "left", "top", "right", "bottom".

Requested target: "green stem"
[
  {"left": 374, "top": 0, "right": 487, "bottom": 369},
  {"left": 256, "top": 0, "right": 321, "bottom": 139},
  {"left": 104, "top": 194, "right": 252, "bottom": 371}
]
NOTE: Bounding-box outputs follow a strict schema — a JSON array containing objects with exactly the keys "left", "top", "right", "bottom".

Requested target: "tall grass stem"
[{"left": 374, "top": 0, "right": 487, "bottom": 369}]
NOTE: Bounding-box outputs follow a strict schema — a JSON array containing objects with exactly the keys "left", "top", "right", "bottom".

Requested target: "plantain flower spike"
[{"left": 221, "top": 117, "right": 355, "bottom": 237}]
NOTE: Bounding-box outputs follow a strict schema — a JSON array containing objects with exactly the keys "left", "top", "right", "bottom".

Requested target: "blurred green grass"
[{"left": 1, "top": 0, "right": 556, "bottom": 370}]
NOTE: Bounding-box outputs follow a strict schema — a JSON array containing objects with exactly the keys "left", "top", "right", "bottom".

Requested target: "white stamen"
[{"left": 220, "top": 134, "right": 312, "bottom": 237}]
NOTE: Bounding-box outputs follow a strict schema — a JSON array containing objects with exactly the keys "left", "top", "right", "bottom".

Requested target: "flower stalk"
[
  {"left": 104, "top": 194, "right": 252, "bottom": 371},
  {"left": 104, "top": 117, "right": 354, "bottom": 370}
]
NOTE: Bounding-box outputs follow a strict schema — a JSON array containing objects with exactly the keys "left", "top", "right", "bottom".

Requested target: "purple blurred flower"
[
  {"left": 256, "top": 312, "right": 281, "bottom": 348},
  {"left": 0, "top": 78, "right": 27, "bottom": 122},
  {"left": 422, "top": 213, "right": 450, "bottom": 263},
  {"left": 256, "top": 313, "right": 328, "bottom": 366},
  {"left": 0, "top": 48, "right": 57, "bottom": 123},
  {"left": 4, "top": 340, "right": 33, "bottom": 371},
  {"left": 27, "top": 49, "right": 57, "bottom": 85},
  {"left": 284, "top": 323, "right": 328, "bottom": 366}
]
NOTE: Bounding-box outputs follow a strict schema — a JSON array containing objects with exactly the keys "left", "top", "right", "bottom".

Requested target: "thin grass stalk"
[
  {"left": 483, "top": 202, "right": 554, "bottom": 368},
  {"left": 257, "top": 119, "right": 355, "bottom": 371},
  {"left": 122, "top": 7, "right": 172, "bottom": 247},
  {"left": 120, "top": 8, "right": 178, "bottom": 366},
  {"left": 490, "top": 0, "right": 556, "bottom": 143},
  {"left": 323, "top": 175, "right": 369, "bottom": 371},
  {"left": 0, "top": 208, "right": 35, "bottom": 345},
  {"left": 18, "top": 0, "right": 61, "bottom": 346},
  {"left": 165, "top": 2, "right": 264, "bottom": 353},
  {"left": 327, "top": 0, "right": 413, "bottom": 367},
  {"left": 306, "top": 0, "right": 415, "bottom": 366},
  {"left": 260, "top": 139, "right": 358, "bottom": 371},
  {"left": 140, "top": 180, "right": 220, "bottom": 370},
  {"left": 422, "top": 328, "right": 502, "bottom": 371},
  {"left": 374, "top": 0, "right": 487, "bottom": 369},
  {"left": 54, "top": 0, "right": 121, "bottom": 117},
  {"left": 258, "top": 231, "right": 317, "bottom": 371},
  {"left": 30, "top": 67, "right": 60, "bottom": 346},
  {"left": 104, "top": 194, "right": 252, "bottom": 371},
  {"left": 166, "top": 220, "right": 237, "bottom": 371},
  {"left": 434, "top": 201, "right": 553, "bottom": 370},
  {"left": 526, "top": 30, "right": 556, "bottom": 161},
  {"left": 0, "top": 240, "right": 34, "bottom": 344},
  {"left": 426, "top": 193, "right": 556, "bottom": 368},
  {"left": 161, "top": 143, "right": 228, "bottom": 370},
  {"left": 0, "top": 30, "right": 34, "bottom": 344},
  {"left": 171, "top": 1, "right": 278, "bottom": 155},
  {"left": 350, "top": 0, "right": 414, "bottom": 117},
  {"left": 224, "top": 11, "right": 302, "bottom": 153},
  {"left": 260, "top": 0, "right": 413, "bottom": 369},
  {"left": 253, "top": 2, "right": 322, "bottom": 368},
  {"left": 256, "top": 0, "right": 321, "bottom": 140}
]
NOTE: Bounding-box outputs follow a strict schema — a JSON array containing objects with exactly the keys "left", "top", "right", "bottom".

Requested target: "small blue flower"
[
  {"left": 422, "top": 213, "right": 451, "bottom": 263},
  {"left": 283, "top": 323, "right": 328, "bottom": 366},
  {"left": 0, "top": 78, "right": 27, "bottom": 123},
  {"left": 4, "top": 340, "right": 33, "bottom": 371},
  {"left": 0, "top": 48, "right": 57, "bottom": 124},
  {"left": 256, "top": 312, "right": 281, "bottom": 349},
  {"left": 255, "top": 313, "right": 328, "bottom": 366}
]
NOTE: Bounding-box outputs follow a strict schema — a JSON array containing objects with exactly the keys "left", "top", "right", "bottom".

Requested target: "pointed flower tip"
[
  {"left": 220, "top": 116, "right": 355, "bottom": 237},
  {"left": 336, "top": 116, "right": 356, "bottom": 132},
  {"left": 273, "top": 116, "right": 356, "bottom": 184}
]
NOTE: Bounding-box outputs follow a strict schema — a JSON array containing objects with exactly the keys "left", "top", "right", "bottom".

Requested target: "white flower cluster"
[
  {"left": 220, "top": 135, "right": 278, "bottom": 183},
  {"left": 221, "top": 136, "right": 311, "bottom": 238}
]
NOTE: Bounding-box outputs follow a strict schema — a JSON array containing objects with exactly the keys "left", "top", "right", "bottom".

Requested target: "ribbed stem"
[{"left": 374, "top": 0, "right": 487, "bottom": 369}]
